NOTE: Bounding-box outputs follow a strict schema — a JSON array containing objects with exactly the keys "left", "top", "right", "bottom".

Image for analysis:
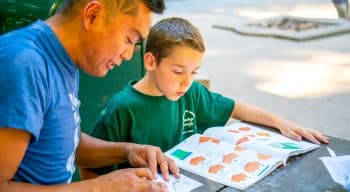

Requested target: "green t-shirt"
[{"left": 92, "top": 81, "right": 234, "bottom": 151}]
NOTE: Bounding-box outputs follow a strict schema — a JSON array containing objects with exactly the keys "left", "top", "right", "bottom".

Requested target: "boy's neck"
[{"left": 133, "top": 74, "right": 163, "bottom": 96}]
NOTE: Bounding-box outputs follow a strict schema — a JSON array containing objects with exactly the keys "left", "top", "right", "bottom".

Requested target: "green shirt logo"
[{"left": 182, "top": 110, "right": 196, "bottom": 135}]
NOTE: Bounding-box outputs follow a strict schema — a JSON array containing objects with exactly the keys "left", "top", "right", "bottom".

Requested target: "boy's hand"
[
  {"left": 125, "top": 143, "right": 180, "bottom": 181},
  {"left": 97, "top": 168, "right": 168, "bottom": 192},
  {"left": 278, "top": 120, "right": 329, "bottom": 144}
]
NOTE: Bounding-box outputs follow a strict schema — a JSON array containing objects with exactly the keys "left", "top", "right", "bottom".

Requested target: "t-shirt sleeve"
[
  {"left": 192, "top": 82, "right": 235, "bottom": 133},
  {"left": 0, "top": 44, "right": 47, "bottom": 141}
]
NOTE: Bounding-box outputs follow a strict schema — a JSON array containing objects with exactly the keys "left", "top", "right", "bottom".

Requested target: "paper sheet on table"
[
  {"left": 154, "top": 173, "right": 202, "bottom": 192},
  {"left": 319, "top": 148, "right": 350, "bottom": 191}
]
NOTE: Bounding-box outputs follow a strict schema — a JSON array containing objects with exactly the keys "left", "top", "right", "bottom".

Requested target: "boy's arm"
[
  {"left": 231, "top": 102, "right": 329, "bottom": 144},
  {"left": 76, "top": 133, "right": 179, "bottom": 180}
]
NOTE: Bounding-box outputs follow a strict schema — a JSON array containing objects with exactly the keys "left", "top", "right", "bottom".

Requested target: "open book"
[{"left": 165, "top": 122, "right": 320, "bottom": 190}]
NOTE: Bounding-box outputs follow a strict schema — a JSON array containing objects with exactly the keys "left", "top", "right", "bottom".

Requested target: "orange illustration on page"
[
  {"left": 231, "top": 173, "right": 248, "bottom": 182},
  {"left": 228, "top": 129, "right": 240, "bottom": 134},
  {"left": 208, "top": 164, "right": 225, "bottom": 174},
  {"left": 199, "top": 136, "right": 220, "bottom": 144},
  {"left": 239, "top": 127, "right": 251, "bottom": 131},
  {"left": 234, "top": 146, "right": 246, "bottom": 151},
  {"left": 236, "top": 136, "right": 249, "bottom": 145},
  {"left": 223, "top": 153, "right": 238, "bottom": 164},
  {"left": 244, "top": 161, "right": 261, "bottom": 172},
  {"left": 257, "top": 153, "right": 272, "bottom": 160},
  {"left": 257, "top": 132, "right": 271, "bottom": 137},
  {"left": 190, "top": 156, "right": 206, "bottom": 166}
]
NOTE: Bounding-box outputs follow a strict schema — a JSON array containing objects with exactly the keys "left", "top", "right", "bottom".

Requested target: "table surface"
[{"left": 183, "top": 136, "right": 350, "bottom": 192}]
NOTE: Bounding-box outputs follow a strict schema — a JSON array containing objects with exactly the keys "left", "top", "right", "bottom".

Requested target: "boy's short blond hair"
[{"left": 146, "top": 17, "right": 205, "bottom": 63}]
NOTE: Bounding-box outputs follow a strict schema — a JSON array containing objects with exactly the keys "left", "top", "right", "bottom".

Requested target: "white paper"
[
  {"left": 327, "top": 147, "right": 337, "bottom": 157},
  {"left": 154, "top": 173, "right": 202, "bottom": 192},
  {"left": 319, "top": 148, "right": 350, "bottom": 190}
]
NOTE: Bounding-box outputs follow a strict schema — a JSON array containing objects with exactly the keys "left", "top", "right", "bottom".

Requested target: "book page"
[
  {"left": 203, "top": 122, "right": 319, "bottom": 163},
  {"left": 154, "top": 173, "right": 202, "bottom": 192},
  {"left": 166, "top": 134, "right": 282, "bottom": 190}
]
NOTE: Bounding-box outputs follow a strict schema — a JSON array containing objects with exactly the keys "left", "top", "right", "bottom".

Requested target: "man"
[{"left": 0, "top": 0, "right": 178, "bottom": 191}]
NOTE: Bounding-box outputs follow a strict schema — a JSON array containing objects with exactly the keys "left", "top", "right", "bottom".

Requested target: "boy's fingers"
[
  {"left": 298, "top": 129, "right": 320, "bottom": 144},
  {"left": 315, "top": 133, "right": 330, "bottom": 144},
  {"left": 286, "top": 130, "right": 302, "bottom": 141},
  {"left": 157, "top": 153, "right": 170, "bottom": 181},
  {"left": 146, "top": 150, "right": 158, "bottom": 178},
  {"left": 167, "top": 157, "right": 180, "bottom": 178}
]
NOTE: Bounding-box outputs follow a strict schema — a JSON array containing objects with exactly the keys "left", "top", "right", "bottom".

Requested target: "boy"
[{"left": 81, "top": 17, "right": 329, "bottom": 178}]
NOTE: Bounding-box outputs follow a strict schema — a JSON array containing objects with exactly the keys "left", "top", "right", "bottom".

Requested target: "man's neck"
[{"left": 45, "top": 15, "right": 82, "bottom": 68}]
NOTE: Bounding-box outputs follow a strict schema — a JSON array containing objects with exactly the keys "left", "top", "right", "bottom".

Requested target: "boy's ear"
[
  {"left": 144, "top": 52, "right": 157, "bottom": 71},
  {"left": 82, "top": 1, "right": 103, "bottom": 30}
]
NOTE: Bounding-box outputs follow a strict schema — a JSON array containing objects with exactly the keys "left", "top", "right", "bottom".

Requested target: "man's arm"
[
  {"left": 76, "top": 133, "right": 179, "bottom": 180},
  {"left": 231, "top": 102, "right": 329, "bottom": 144},
  {"left": 0, "top": 128, "right": 168, "bottom": 192}
]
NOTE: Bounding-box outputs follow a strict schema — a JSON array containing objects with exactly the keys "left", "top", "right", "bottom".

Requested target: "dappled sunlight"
[
  {"left": 245, "top": 52, "right": 350, "bottom": 99},
  {"left": 236, "top": 4, "right": 338, "bottom": 19}
]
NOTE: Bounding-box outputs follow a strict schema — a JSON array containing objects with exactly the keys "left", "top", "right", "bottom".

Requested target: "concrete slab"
[{"left": 213, "top": 16, "right": 350, "bottom": 41}]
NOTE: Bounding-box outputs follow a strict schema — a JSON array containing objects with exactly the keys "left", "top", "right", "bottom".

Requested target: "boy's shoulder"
[{"left": 186, "top": 81, "right": 209, "bottom": 96}]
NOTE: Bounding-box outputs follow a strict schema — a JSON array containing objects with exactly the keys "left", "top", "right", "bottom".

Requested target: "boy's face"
[
  {"left": 152, "top": 45, "right": 204, "bottom": 101},
  {"left": 80, "top": 2, "right": 152, "bottom": 77}
]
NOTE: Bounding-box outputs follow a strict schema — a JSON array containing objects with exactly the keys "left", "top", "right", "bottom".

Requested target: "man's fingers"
[
  {"left": 151, "top": 181, "right": 168, "bottom": 192},
  {"left": 135, "top": 178, "right": 168, "bottom": 192},
  {"left": 134, "top": 168, "right": 154, "bottom": 180}
]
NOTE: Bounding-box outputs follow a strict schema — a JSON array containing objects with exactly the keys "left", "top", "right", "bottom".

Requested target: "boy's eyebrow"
[
  {"left": 172, "top": 64, "right": 201, "bottom": 70},
  {"left": 194, "top": 66, "right": 201, "bottom": 71}
]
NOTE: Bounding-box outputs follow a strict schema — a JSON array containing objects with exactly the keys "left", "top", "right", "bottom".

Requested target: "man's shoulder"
[{"left": 0, "top": 22, "right": 50, "bottom": 64}]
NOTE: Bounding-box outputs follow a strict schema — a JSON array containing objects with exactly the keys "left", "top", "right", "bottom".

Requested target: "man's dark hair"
[{"left": 56, "top": 0, "right": 165, "bottom": 16}]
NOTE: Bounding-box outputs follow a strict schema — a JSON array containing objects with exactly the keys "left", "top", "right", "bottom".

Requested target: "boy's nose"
[{"left": 182, "top": 73, "right": 193, "bottom": 88}]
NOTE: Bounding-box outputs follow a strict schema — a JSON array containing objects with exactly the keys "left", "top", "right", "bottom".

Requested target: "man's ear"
[
  {"left": 144, "top": 52, "right": 158, "bottom": 71},
  {"left": 82, "top": 1, "right": 103, "bottom": 30}
]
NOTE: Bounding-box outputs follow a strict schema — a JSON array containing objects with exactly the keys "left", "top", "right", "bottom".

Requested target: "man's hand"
[
  {"left": 125, "top": 143, "right": 180, "bottom": 181},
  {"left": 278, "top": 119, "right": 329, "bottom": 144},
  {"left": 97, "top": 168, "right": 168, "bottom": 192}
]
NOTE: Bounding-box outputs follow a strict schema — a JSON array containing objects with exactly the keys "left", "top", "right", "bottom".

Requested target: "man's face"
[
  {"left": 81, "top": 3, "right": 152, "bottom": 77},
  {"left": 152, "top": 45, "right": 204, "bottom": 101}
]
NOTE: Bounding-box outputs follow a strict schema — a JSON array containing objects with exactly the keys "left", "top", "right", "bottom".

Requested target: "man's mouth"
[{"left": 107, "top": 61, "right": 115, "bottom": 70}]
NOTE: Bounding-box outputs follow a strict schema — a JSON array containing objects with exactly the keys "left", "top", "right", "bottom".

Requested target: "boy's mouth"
[{"left": 176, "top": 92, "right": 185, "bottom": 96}]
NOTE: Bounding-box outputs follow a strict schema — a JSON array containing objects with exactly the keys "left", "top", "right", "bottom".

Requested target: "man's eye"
[
  {"left": 192, "top": 71, "right": 198, "bottom": 75},
  {"left": 126, "top": 37, "right": 134, "bottom": 45}
]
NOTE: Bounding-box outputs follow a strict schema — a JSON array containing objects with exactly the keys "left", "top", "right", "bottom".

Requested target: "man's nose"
[{"left": 121, "top": 45, "right": 135, "bottom": 61}]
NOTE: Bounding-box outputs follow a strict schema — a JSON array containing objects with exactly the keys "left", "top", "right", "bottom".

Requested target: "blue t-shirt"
[{"left": 0, "top": 20, "right": 80, "bottom": 184}]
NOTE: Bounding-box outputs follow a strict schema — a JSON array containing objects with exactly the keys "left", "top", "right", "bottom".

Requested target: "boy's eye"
[
  {"left": 172, "top": 67, "right": 184, "bottom": 74},
  {"left": 173, "top": 70, "right": 183, "bottom": 74},
  {"left": 192, "top": 71, "right": 198, "bottom": 75}
]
